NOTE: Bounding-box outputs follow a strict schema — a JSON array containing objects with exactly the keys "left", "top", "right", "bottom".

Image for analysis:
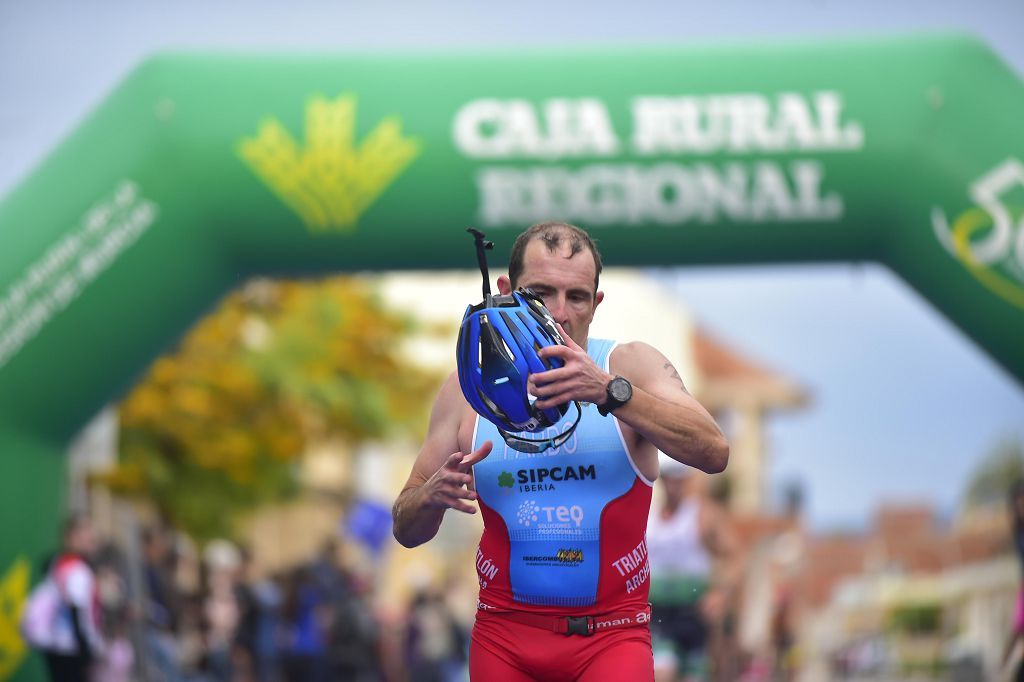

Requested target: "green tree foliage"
[
  {"left": 887, "top": 602, "right": 943, "bottom": 635},
  {"left": 963, "top": 437, "right": 1024, "bottom": 510},
  {"left": 102, "top": 277, "right": 444, "bottom": 541}
]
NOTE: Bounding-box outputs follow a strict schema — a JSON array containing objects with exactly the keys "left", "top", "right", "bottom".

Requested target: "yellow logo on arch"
[
  {"left": 239, "top": 94, "right": 422, "bottom": 232},
  {"left": 932, "top": 158, "right": 1024, "bottom": 309},
  {"left": 0, "top": 557, "right": 30, "bottom": 680}
]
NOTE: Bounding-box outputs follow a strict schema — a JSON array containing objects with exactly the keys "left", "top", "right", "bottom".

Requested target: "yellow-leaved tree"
[{"left": 104, "top": 276, "right": 445, "bottom": 541}]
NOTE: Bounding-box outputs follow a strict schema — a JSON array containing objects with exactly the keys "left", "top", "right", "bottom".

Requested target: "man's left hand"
[{"left": 528, "top": 324, "right": 612, "bottom": 410}]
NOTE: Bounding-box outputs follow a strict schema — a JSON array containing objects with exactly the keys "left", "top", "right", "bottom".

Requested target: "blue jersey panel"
[{"left": 472, "top": 338, "right": 639, "bottom": 607}]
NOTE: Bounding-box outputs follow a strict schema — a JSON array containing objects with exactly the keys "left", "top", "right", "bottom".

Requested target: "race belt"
[{"left": 481, "top": 604, "right": 651, "bottom": 637}]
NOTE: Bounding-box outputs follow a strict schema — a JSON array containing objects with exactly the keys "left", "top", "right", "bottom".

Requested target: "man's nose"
[{"left": 545, "top": 295, "right": 568, "bottom": 322}]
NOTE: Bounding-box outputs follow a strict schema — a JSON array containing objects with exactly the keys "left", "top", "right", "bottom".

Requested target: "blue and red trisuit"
[{"left": 470, "top": 338, "right": 656, "bottom": 680}]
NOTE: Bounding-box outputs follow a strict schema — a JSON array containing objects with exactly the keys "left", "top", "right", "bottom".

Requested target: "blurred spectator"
[
  {"left": 769, "top": 585, "right": 795, "bottom": 682},
  {"left": 309, "top": 540, "right": 349, "bottom": 607},
  {"left": 246, "top": 567, "right": 286, "bottom": 682},
  {"left": 175, "top": 594, "right": 210, "bottom": 680},
  {"left": 231, "top": 547, "right": 289, "bottom": 682},
  {"left": 93, "top": 543, "right": 137, "bottom": 682},
  {"left": 94, "top": 607, "right": 136, "bottom": 682},
  {"left": 647, "top": 456, "right": 739, "bottom": 682},
  {"left": 403, "top": 587, "right": 467, "bottom": 682},
  {"left": 21, "top": 514, "right": 105, "bottom": 682},
  {"left": 94, "top": 543, "right": 130, "bottom": 622},
  {"left": 1001, "top": 480, "right": 1024, "bottom": 681},
  {"left": 203, "top": 540, "right": 243, "bottom": 681},
  {"left": 233, "top": 547, "right": 260, "bottom": 680},
  {"left": 142, "top": 525, "right": 184, "bottom": 681},
  {"left": 281, "top": 566, "right": 331, "bottom": 682},
  {"left": 143, "top": 526, "right": 178, "bottom": 630},
  {"left": 328, "top": 566, "right": 383, "bottom": 681}
]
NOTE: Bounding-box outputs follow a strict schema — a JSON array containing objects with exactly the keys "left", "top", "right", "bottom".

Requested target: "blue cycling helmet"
[{"left": 457, "top": 229, "right": 581, "bottom": 453}]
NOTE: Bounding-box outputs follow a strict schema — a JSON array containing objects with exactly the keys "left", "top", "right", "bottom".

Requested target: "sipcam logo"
[
  {"left": 931, "top": 158, "right": 1024, "bottom": 309},
  {"left": 513, "top": 464, "right": 597, "bottom": 492},
  {"left": 238, "top": 93, "right": 421, "bottom": 232}
]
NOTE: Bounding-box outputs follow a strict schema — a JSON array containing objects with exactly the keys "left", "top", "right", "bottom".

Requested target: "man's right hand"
[{"left": 420, "top": 440, "right": 493, "bottom": 514}]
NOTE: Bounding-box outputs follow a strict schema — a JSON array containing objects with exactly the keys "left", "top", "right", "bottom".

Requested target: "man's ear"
[
  {"left": 497, "top": 275, "right": 513, "bottom": 295},
  {"left": 595, "top": 290, "right": 605, "bottom": 308}
]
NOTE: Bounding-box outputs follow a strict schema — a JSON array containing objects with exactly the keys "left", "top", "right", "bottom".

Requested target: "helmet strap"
[
  {"left": 498, "top": 401, "right": 583, "bottom": 453},
  {"left": 467, "top": 228, "right": 494, "bottom": 300}
]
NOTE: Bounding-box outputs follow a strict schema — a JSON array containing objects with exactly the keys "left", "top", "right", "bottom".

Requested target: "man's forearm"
[
  {"left": 615, "top": 387, "right": 729, "bottom": 473},
  {"left": 392, "top": 486, "right": 446, "bottom": 548}
]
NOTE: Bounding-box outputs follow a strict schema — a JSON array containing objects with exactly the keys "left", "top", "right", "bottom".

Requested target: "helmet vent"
[{"left": 476, "top": 386, "right": 508, "bottom": 421}]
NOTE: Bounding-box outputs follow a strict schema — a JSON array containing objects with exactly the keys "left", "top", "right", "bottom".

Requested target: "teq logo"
[
  {"left": 238, "top": 94, "right": 421, "bottom": 232},
  {"left": 932, "top": 158, "right": 1024, "bottom": 309},
  {"left": 517, "top": 500, "right": 540, "bottom": 527},
  {"left": 516, "top": 501, "right": 584, "bottom": 528}
]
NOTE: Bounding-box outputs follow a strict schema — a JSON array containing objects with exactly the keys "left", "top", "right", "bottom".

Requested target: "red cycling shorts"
[{"left": 470, "top": 608, "right": 653, "bottom": 681}]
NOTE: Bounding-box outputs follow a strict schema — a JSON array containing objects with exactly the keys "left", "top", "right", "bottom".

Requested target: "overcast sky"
[{"left": 1, "top": 0, "right": 1022, "bottom": 530}]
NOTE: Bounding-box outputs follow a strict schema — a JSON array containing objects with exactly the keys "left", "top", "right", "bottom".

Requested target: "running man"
[{"left": 393, "top": 221, "right": 729, "bottom": 680}]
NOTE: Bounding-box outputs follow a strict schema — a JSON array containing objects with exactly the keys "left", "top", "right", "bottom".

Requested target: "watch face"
[{"left": 609, "top": 378, "right": 631, "bottom": 402}]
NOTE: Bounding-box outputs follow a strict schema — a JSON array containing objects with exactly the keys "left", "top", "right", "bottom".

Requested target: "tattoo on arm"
[{"left": 664, "top": 362, "right": 690, "bottom": 394}]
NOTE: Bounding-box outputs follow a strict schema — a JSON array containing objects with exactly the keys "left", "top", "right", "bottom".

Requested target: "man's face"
[{"left": 501, "top": 237, "right": 603, "bottom": 347}]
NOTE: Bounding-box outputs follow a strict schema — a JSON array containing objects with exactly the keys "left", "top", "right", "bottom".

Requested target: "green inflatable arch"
[{"left": 0, "top": 32, "right": 1022, "bottom": 677}]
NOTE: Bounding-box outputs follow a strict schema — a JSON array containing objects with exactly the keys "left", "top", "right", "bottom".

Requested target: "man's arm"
[
  {"left": 612, "top": 341, "right": 729, "bottom": 472},
  {"left": 530, "top": 331, "right": 728, "bottom": 473},
  {"left": 392, "top": 372, "right": 492, "bottom": 548}
]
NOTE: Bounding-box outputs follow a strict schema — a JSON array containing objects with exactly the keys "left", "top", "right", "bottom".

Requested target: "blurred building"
[
  {"left": 795, "top": 502, "right": 1015, "bottom": 680},
  {"left": 693, "top": 328, "right": 808, "bottom": 515}
]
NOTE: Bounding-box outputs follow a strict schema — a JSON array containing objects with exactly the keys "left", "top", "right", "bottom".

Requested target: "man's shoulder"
[
  {"left": 432, "top": 369, "right": 477, "bottom": 433},
  {"left": 436, "top": 370, "right": 465, "bottom": 406},
  {"left": 440, "top": 370, "right": 474, "bottom": 405},
  {"left": 608, "top": 340, "right": 661, "bottom": 367},
  {"left": 609, "top": 339, "right": 661, "bottom": 353}
]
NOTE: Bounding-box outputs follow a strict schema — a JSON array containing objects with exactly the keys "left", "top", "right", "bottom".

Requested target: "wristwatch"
[{"left": 598, "top": 376, "right": 633, "bottom": 416}]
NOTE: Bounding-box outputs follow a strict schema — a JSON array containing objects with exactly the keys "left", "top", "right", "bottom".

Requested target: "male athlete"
[{"left": 392, "top": 221, "right": 729, "bottom": 680}]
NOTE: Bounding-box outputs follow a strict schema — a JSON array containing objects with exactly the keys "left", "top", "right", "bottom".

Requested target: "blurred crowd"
[
  {"left": 26, "top": 467, "right": 1023, "bottom": 682},
  {"left": 49, "top": 523, "right": 469, "bottom": 682},
  {"left": 26, "top": 460, "right": 785, "bottom": 682}
]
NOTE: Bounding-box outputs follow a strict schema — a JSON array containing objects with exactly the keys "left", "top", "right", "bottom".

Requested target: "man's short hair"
[{"left": 508, "top": 222, "right": 603, "bottom": 292}]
